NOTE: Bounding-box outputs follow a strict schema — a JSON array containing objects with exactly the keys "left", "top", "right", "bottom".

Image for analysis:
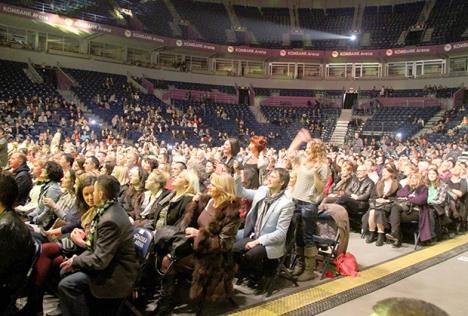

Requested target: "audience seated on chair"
[{"left": 233, "top": 167, "right": 294, "bottom": 281}]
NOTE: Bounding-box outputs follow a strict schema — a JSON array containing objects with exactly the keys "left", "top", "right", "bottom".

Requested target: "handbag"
[{"left": 154, "top": 225, "right": 193, "bottom": 260}]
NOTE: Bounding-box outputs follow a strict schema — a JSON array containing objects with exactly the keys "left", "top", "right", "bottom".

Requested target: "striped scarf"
[{"left": 86, "top": 199, "right": 116, "bottom": 250}]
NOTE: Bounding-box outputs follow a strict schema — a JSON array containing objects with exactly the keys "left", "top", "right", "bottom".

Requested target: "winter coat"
[
  {"left": 181, "top": 195, "right": 241, "bottom": 303},
  {"left": 13, "top": 163, "right": 33, "bottom": 206}
]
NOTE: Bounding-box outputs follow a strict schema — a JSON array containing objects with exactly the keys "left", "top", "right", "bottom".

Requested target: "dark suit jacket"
[
  {"left": 72, "top": 202, "right": 138, "bottom": 298},
  {"left": 13, "top": 164, "right": 33, "bottom": 206}
]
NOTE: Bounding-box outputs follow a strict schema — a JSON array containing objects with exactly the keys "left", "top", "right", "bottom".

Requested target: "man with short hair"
[
  {"left": 9, "top": 153, "right": 33, "bottom": 206},
  {"left": 233, "top": 168, "right": 294, "bottom": 276},
  {"left": 165, "top": 161, "right": 187, "bottom": 190},
  {"left": 59, "top": 153, "right": 74, "bottom": 173},
  {"left": 83, "top": 156, "right": 100, "bottom": 176},
  {"left": 337, "top": 165, "right": 374, "bottom": 216},
  {"left": 58, "top": 175, "right": 138, "bottom": 316}
]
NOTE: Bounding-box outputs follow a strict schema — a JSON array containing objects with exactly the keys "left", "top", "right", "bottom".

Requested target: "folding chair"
[
  {"left": 116, "top": 227, "right": 155, "bottom": 316},
  {"left": 263, "top": 219, "right": 299, "bottom": 297}
]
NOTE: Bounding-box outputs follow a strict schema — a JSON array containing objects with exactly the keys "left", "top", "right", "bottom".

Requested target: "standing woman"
[
  {"left": 155, "top": 173, "right": 240, "bottom": 315},
  {"left": 242, "top": 136, "right": 268, "bottom": 188},
  {"left": 222, "top": 137, "right": 240, "bottom": 171},
  {"left": 288, "top": 129, "right": 330, "bottom": 281}
]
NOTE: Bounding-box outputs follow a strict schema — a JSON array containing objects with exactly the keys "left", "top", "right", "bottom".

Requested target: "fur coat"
[{"left": 180, "top": 194, "right": 241, "bottom": 303}]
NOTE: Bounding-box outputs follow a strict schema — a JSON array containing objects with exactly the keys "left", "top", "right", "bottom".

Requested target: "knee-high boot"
[
  {"left": 291, "top": 247, "right": 304, "bottom": 276},
  {"left": 297, "top": 245, "right": 317, "bottom": 282},
  {"left": 153, "top": 274, "right": 177, "bottom": 316}
]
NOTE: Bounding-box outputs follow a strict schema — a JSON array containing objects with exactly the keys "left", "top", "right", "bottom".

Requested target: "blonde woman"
[
  {"left": 111, "top": 165, "right": 130, "bottom": 202},
  {"left": 386, "top": 172, "right": 431, "bottom": 247},
  {"left": 288, "top": 129, "right": 330, "bottom": 281},
  {"left": 156, "top": 173, "right": 241, "bottom": 315},
  {"left": 151, "top": 169, "right": 199, "bottom": 231}
]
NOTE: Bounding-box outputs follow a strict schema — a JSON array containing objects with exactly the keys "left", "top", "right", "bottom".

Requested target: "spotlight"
[
  {"left": 90, "top": 119, "right": 97, "bottom": 125},
  {"left": 396, "top": 132, "right": 402, "bottom": 139},
  {"left": 350, "top": 34, "right": 357, "bottom": 41}
]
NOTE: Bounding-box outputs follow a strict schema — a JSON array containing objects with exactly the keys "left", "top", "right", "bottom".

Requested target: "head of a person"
[
  {"left": 205, "top": 160, "right": 216, "bottom": 176},
  {"left": 427, "top": 168, "right": 441, "bottom": 187},
  {"left": 126, "top": 151, "right": 139, "bottom": 168},
  {"left": 32, "top": 158, "right": 47, "bottom": 179},
  {"left": 248, "top": 136, "right": 267, "bottom": 157},
  {"left": 241, "top": 167, "right": 258, "bottom": 189},
  {"left": 208, "top": 173, "right": 237, "bottom": 204},
  {"left": 266, "top": 168, "right": 290, "bottom": 192},
  {"left": 9, "top": 152, "right": 27, "bottom": 170},
  {"left": 96, "top": 151, "right": 107, "bottom": 165},
  {"left": 450, "top": 164, "right": 463, "bottom": 178},
  {"left": 382, "top": 164, "right": 398, "bottom": 181},
  {"left": 0, "top": 172, "right": 18, "bottom": 210},
  {"left": 340, "top": 161, "right": 354, "bottom": 178},
  {"left": 111, "top": 165, "right": 130, "bottom": 186},
  {"left": 157, "top": 152, "right": 169, "bottom": 165},
  {"left": 288, "top": 170, "right": 297, "bottom": 188},
  {"left": 93, "top": 175, "right": 120, "bottom": 207},
  {"left": 100, "top": 161, "right": 115, "bottom": 176},
  {"left": 72, "top": 157, "right": 85, "bottom": 173},
  {"left": 60, "top": 153, "right": 74, "bottom": 171},
  {"left": 356, "top": 165, "right": 368, "bottom": 180},
  {"left": 371, "top": 297, "right": 448, "bottom": 316},
  {"left": 41, "top": 161, "right": 64, "bottom": 183},
  {"left": 305, "top": 139, "right": 327, "bottom": 163},
  {"left": 83, "top": 156, "right": 99, "bottom": 173},
  {"left": 61, "top": 170, "right": 76, "bottom": 193},
  {"left": 223, "top": 138, "right": 240, "bottom": 157},
  {"left": 407, "top": 172, "right": 424, "bottom": 189},
  {"left": 128, "top": 166, "right": 148, "bottom": 187},
  {"left": 142, "top": 157, "right": 158, "bottom": 174},
  {"left": 75, "top": 175, "right": 97, "bottom": 212},
  {"left": 171, "top": 161, "right": 187, "bottom": 178},
  {"left": 145, "top": 169, "right": 169, "bottom": 192},
  {"left": 364, "top": 159, "right": 376, "bottom": 172},
  {"left": 172, "top": 169, "right": 200, "bottom": 195}
]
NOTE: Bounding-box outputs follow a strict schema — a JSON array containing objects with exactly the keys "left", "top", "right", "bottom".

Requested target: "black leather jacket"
[
  {"left": 345, "top": 175, "right": 375, "bottom": 201},
  {"left": 0, "top": 210, "right": 35, "bottom": 293},
  {"left": 13, "top": 164, "right": 33, "bottom": 206}
]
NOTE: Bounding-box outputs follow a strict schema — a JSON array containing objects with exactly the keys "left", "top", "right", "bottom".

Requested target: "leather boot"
[
  {"left": 291, "top": 247, "right": 304, "bottom": 276},
  {"left": 153, "top": 274, "right": 176, "bottom": 316},
  {"left": 297, "top": 245, "right": 317, "bottom": 282},
  {"left": 18, "top": 286, "right": 44, "bottom": 316},
  {"left": 375, "top": 233, "right": 385, "bottom": 247},
  {"left": 365, "top": 231, "right": 377, "bottom": 243}
]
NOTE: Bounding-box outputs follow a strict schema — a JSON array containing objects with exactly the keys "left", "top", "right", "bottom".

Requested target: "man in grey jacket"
[
  {"left": 58, "top": 175, "right": 138, "bottom": 316},
  {"left": 233, "top": 168, "right": 294, "bottom": 272}
]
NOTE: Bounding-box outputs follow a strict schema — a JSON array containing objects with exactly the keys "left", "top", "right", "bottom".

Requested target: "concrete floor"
[
  {"left": 318, "top": 251, "right": 468, "bottom": 316},
  {"left": 41, "top": 233, "right": 435, "bottom": 315}
]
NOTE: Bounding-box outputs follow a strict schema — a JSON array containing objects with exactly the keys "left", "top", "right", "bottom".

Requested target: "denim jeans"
[
  {"left": 58, "top": 271, "right": 91, "bottom": 316},
  {"left": 293, "top": 199, "right": 318, "bottom": 246}
]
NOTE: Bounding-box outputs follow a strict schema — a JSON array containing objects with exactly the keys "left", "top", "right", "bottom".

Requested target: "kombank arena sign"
[{"left": 2, "top": 3, "right": 468, "bottom": 60}]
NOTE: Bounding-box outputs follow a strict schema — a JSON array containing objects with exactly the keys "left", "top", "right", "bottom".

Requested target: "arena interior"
[{"left": 0, "top": 0, "right": 468, "bottom": 315}]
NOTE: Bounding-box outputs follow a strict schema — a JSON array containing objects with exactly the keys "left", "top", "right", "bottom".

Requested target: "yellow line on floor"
[{"left": 231, "top": 235, "right": 468, "bottom": 316}]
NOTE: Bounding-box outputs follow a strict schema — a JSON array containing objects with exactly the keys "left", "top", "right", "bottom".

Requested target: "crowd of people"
[{"left": 0, "top": 118, "right": 467, "bottom": 316}]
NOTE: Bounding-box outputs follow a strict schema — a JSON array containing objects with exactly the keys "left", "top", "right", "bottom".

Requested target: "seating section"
[
  {"left": 426, "top": 106, "right": 468, "bottom": 143},
  {"left": 362, "top": 106, "right": 440, "bottom": 138},
  {"left": 361, "top": 2, "right": 424, "bottom": 49},
  {"left": 425, "top": 0, "right": 468, "bottom": 45},
  {"left": 0, "top": 59, "right": 99, "bottom": 140},
  {"left": 171, "top": 0, "right": 231, "bottom": 43},
  {"left": 298, "top": 8, "right": 354, "bottom": 48},
  {"left": 5, "top": 0, "right": 468, "bottom": 48},
  {"left": 261, "top": 105, "right": 341, "bottom": 143}
]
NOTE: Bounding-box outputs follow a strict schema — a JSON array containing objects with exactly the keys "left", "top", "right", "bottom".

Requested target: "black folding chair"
[
  {"left": 116, "top": 227, "right": 155, "bottom": 316},
  {"left": 263, "top": 219, "right": 299, "bottom": 297}
]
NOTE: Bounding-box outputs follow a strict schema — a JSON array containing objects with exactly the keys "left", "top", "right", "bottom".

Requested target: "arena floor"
[{"left": 42, "top": 233, "right": 467, "bottom": 315}]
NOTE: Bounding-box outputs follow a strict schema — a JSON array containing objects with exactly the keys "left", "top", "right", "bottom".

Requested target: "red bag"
[{"left": 335, "top": 253, "right": 359, "bottom": 277}]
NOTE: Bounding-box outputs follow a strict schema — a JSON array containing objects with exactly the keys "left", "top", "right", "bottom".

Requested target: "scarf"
[
  {"left": 86, "top": 199, "right": 116, "bottom": 250},
  {"left": 254, "top": 190, "right": 285, "bottom": 239}
]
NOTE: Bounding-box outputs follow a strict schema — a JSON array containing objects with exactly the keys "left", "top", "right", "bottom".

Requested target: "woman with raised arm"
[{"left": 288, "top": 128, "right": 330, "bottom": 281}]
